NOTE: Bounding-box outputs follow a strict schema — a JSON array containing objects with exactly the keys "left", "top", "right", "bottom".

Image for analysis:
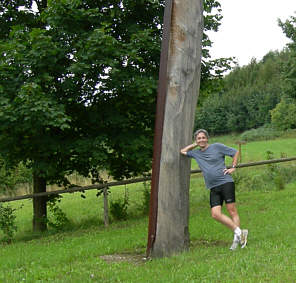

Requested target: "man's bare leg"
[
  {"left": 211, "top": 205, "right": 238, "bottom": 231},
  {"left": 226, "top": 202, "right": 240, "bottom": 228}
]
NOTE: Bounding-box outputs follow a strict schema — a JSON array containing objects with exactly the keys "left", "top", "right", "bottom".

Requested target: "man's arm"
[
  {"left": 232, "top": 150, "right": 239, "bottom": 168},
  {"left": 223, "top": 150, "right": 240, "bottom": 175},
  {"left": 180, "top": 142, "right": 197, "bottom": 155}
]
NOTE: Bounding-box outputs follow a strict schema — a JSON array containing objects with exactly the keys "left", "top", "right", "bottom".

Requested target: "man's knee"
[
  {"left": 211, "top": 208, "right": 222, "bottom": 220},
  {"left": 227, "top": 203, "right": 238, "bottom": 217}
]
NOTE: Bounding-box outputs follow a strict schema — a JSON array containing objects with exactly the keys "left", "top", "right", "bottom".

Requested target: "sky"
[{"left": 209, "top": 0, "right": 296, "bottom": 66}]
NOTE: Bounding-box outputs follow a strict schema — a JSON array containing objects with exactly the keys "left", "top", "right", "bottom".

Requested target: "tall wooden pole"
[
  {"left": 146, "top": 0, "right": 174, "bottom": 258},
  {"left": 147, "top": 0, "right": 203, "bottom": 257}
]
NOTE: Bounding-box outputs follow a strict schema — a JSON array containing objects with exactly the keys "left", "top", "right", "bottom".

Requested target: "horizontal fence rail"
[
  {"left": 191, "top": 156, "right": 296, "bottom": 173},
  {"left": 0, "top": 177, "right": 151, "bottom": 203},
  {"left": 1, "top": 156, "right": 296, "bottom": 203}
]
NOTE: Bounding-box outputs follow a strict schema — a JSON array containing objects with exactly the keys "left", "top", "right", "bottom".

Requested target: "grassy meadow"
[{"left": 1, "top": 135, "right": 296, "bottom": 282}]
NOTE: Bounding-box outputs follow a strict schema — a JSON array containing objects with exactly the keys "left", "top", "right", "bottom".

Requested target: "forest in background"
[{"left": 195, "top": 12, "right": 296, "bottom": 135}]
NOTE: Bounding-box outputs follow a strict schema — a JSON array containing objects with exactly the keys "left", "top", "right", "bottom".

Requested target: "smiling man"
[{"left": 180, "top": 129, "right": 248, "bottom": 250}]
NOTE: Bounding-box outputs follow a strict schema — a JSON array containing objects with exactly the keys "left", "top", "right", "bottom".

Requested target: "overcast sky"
[{"left": 209, "top": 0, "right": 296, "bottom": 66}]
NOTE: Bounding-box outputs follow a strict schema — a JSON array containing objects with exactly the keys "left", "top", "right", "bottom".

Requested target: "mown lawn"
[
  {"left": 1, "top": 182, "right": 296, "bottom": 282},
  {"left": 0, "top": 137, "right": 296, "bottom": 282}
]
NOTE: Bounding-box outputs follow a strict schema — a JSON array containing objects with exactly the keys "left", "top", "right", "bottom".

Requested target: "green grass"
[
  {"left": 211, "top": 135, "right": 296, "bottom": 161},
  {"left": 1, "top": 138, "right": 296, "bottom": 282},
  {"left": 1, "top": 182, "right": 296, "bottom": 282}
]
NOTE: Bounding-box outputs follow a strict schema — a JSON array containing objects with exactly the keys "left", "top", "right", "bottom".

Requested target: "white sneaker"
[
  {"left": 229, "top": 239, "right": 239, "bottom": 250},
  {"left": 240, "top": 229, "right": 248, "bottom": 248}
]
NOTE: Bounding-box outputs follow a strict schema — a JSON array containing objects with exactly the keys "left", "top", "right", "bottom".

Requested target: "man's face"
[{"left": 196, "top": 132, "right": 208, "bottom": 148}]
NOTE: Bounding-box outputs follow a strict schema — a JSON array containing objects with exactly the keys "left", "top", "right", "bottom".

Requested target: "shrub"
[
  {"left": 47, "top": 195, "right": 70, "bottom": 230},
  {"left": 240, "top": 126, "right": 282, "bottom": 142},
  {"left": 233, "top": 170, "right": 269, "bottom": 192},
  {"left": 234, "top": 154, "right": 296, "bottom": 192},
  {"left": 265, "top": 150, "right": 286, "bottom": 190},
  {"left": 110, "top": 188, "right": 129, "bottom": 221},
  {"left": 270, "top": 98, "right": 296, "bottom": 130},
  {"left": 0, "top": 203, "right": 19, "bottom": 242},
  {"left": 235, "top": 151, "right": 296, "bottom": 192}
]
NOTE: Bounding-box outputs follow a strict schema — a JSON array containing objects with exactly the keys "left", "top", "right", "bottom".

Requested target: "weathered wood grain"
[{"left": 151, "top": 0, "right": 203, "bottom": 257}]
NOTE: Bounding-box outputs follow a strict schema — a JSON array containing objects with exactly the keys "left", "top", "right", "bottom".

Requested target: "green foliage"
[
  {"left": 195, "top": 49, "right": 290, "bottom": 135},
  {"left": 0, "top": 0, "right": 40, "bottom": 40},
  {"left": 110, "top": 188, "right": 129, "bottom": 221},
  {"left": 265, "top": 150, "right": 286, "bottom": 191},
  {"left": 278, "top": 15, "right": 296, "bottom": 100},
  {"left": 0, "top": 158, "right": 32, "bottom": 196},
  {"left": 0, "top": 203, "right": 19, "bottom": 242},
  {"left": 268, "top": 15, "right": 296, "bottom": 133},
  {"left": 199, "top": 0, "right": 235, "bottom": 105},
  {"left": 0, "top": 0, "right": 165, "bottom": 185},
  {"left": 270, "top": 98, "right": 296, "bottom": 130},
  {"left": 47, "top": 195, "right": 70, "bottom": 230},
  {"left": 232, "top": 170, "right": 266, "bottom": 192},
  {"left": 0, "top": 0, "right": 230, "bottom": 184},
  {"left": 240, "top": 126, "right": 282, "bottom": 142},
  {"left": 195, "top": 89, "right": 278, "bottom": 134},
  {"left": 234, "top": 166, "right": 296, "bottom": 192},
  {"left": 0, "top": 0, "right": 230, "bottom": 232},
  {"left": 195, "top": 93, "right": 225, "bottom": 134},
  {"left": 234, "top": 150, "right": 296, "bottom": 192}
]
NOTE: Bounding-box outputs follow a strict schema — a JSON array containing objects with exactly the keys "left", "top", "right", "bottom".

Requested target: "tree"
[
  {"left": 199, "top": 0, "right": 235, "bottom": 105},
  {"left": 270, "top": 98, "right": 296, "bottom": 130},
  {"left": 194, "top": 49, "right": 293, "bottom": 135},
  {"left": 0, "top": 0, "right": 227, "bottom": 231},
  {"left": 0, "top": 0, "right": 163, "bottom": 231},
  {"left": 279, "top": 14, "right": 296, "bottom": 100},
  {"left": 270, "top": 14, "right": 296, "bottom": 131}
]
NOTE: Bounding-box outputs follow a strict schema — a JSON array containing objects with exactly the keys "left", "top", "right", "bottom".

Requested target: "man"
[{"left": 180, "top": 129, "right": 248, "bottom": 250}]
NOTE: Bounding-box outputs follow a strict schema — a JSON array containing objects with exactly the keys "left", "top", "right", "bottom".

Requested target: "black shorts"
[{"left": 210, "top": 182, "right": 235, "bottom": 208}]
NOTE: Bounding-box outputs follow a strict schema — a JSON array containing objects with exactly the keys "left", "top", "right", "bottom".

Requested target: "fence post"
[
  {"left": 235, "top": 141, "right": 246, "bottom": 163},
  {"left": 103, "top": 186, "right": 109, "bottom": 227}
]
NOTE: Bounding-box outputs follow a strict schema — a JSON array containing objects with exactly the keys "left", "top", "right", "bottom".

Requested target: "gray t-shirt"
[{"left": 187, "top": 143, "right": 237, "bottom": 189}]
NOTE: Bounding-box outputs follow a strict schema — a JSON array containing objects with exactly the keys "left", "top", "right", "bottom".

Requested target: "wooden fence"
[
  {"left": 1, "top": 157, "right": 296, "bottom": 203},
  {"left": 0, "top": 157, "right": 296, "bottom": 226}
]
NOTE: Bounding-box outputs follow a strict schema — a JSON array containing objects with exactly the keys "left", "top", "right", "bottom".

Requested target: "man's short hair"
[{"left": 194, "top": 129, "right": 209, "bottom": 139}]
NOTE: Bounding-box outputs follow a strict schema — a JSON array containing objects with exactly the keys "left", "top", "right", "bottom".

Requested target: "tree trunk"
[
  {"left": 33, "top": 173, "right": 47, "bottom": 232},
  {"left": 149, "top": 0, "right": 203, "bottom": 257}
]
